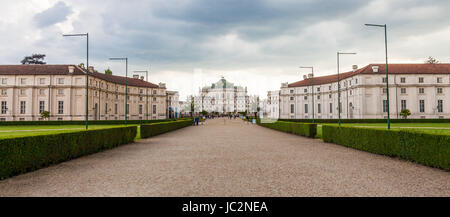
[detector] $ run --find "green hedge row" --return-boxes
[279,118,450,123]
[0,126,137,179]
[258,120,317,138]
[141,119,193,139]
[322,125,450,170]
[0,118,189,126]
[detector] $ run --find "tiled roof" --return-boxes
[288,63,450,87]
[0,64,160,88]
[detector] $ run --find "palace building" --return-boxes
[278,63,450,119]
[193,77,259,114]
[0,64,171,121]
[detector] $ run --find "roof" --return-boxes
[0,64,160,88]
[288,63,450,87]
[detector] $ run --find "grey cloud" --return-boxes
[34,1,73,27]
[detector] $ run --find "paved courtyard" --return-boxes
[0,118,449,196]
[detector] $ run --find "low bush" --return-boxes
[0,126,137,179]
[140,119,193,139]
[258,121,317,138]
[279,118,450,123]
[322,125,450,170]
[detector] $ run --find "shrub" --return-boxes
[258,121,317,138]
[278,118,450,123]
[322,125,450,170]
[0,126,137,179]
[140,119,193,139]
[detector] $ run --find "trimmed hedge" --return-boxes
[0,118,189,126]
[258,120,317,138]
[322,125,450,170]
[141,119,193,139]
[279,118,450,124]
[0,126,137,179]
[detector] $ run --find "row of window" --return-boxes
[1,101,63,114]
[1,78,66,85]
[383,77,445,84]
[381,87,444,94]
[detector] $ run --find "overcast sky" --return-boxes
[1,0,450,100]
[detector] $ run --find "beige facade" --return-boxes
[0,65,168,121]
[279,64,450,120]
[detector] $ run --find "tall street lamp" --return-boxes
[337,52,357,126]
[109,57,128,126]
[133,70,149,121]
[299,66,314,123]
[63,33,89,130]
[365,23,390,130]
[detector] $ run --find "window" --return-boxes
[437,88,443,94]
[1,101,7,114]
[58,89,64,95]
[115,94,118,100]
[355,79,358,84]
[329,103,333,114]
[400,77,406,83]
[339,102,342,113]
[437,77,443,83]
[419,100,425,113]
[20,89,26,95]
[304,89,307,93]
[382,77,386,83]
[419,88,424,94]
[40,78,46,84]
[20,78,26,84]
[290,89,294,94]
[39,101,45,113]
[1,89,6,95]
[304,104,308,113]
[20,101,26,114]
[329,94,332,99]
[58,101,64,114]
[153,90,157,95]
[401,100,407,111]
[1,78,6,84]
[105,103,108,114]
[350,90,352,95]
[114,104,118,114]
[329,86,331,90]
[382,88,387,94]
[419,77,424,83]
[401,88,406,94]
[317,87,320,92]
[318,103,321,113]
[290,104,294,113]
[383,100,388,113]
[139,105,143,114]
[290,96,294,101]
[58,78,64,84]
[317,95,320,100]
[304,96,307,100]
[153,105,157,114]
[126,104,129,114]
[140,96,143,101]
[153,97,156,102]
[140,89,143,94]
[39,89,45,95]
[438,100,443,113]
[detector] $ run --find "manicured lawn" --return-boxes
[0,125,141,140]
[316,123,450,139]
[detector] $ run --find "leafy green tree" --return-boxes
[105,68,112,75]
[425,56,439,64]
[400,109,411,119]
[40,111,50,120]
[78,63,85,69]
[21,54,46,64]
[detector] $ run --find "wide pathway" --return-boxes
[0,118,449,196]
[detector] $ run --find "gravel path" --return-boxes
[0,118,449,197]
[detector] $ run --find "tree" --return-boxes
[21,54,46,64]
[200,110,208,116]
[400,109,411,119]
[78,63,85,69]
[425,56,439,64]
[40,111,50,120]
[105,68,112,75]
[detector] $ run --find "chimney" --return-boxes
[159,82,166,88]
[140,76,144,81]
[88,66,94,73]
[68,65,75,73]
[133,74,139,79]
[352,65,358,72]
[372,65,379,73]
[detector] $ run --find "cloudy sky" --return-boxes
[1,0,450,99]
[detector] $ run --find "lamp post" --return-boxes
[109,57,128,126]
[300,66,314,123]
[365,23,390,130]
[337,52,357,126]
[133,70,149,121]
[63,33,89,130]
